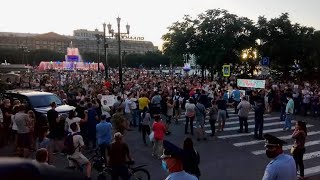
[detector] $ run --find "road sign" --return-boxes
[261,57,269,66]
[222,65,230,77]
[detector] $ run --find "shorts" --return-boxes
[217,110,227,123]
[68,153,89,166]
[17,133,31,149]
[195,117,205,128]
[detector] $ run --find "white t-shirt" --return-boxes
[11,115,18,131]
[71,134,84,157]
[65,117,81,133]
[124,98,132,113]
[130,98,138,110]
[185,103,196,115]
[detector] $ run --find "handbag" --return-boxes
[149,131,154,142]
[290,146,296,154]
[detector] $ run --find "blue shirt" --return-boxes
[262,153,297,180]
[232,90,241,102]
[88,108,98,127]
[286,99,294,114]
[37,137,50,150]
[223,92,229,101]
[96,120,112,145]
[165,171,198,180]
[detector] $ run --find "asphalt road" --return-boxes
[1,109,320,180]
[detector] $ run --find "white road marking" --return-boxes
[234,131,320,147]
[214,125,313,139]
[252,139,320,155]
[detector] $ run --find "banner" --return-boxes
[237,79,265,89]
[101,95,116,107]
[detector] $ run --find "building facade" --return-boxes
[0,30,158,56]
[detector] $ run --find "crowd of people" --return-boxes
[0,68,314,179]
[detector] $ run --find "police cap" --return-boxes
[264,134,287,147]
[160,140,184,159]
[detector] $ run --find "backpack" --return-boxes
[174,96,180,108]
[63,133,80,155]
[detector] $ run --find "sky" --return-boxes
[1,0,319,49]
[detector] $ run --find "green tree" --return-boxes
[162,15,196,66]
[29,49,64,65]
[0,48,20,64]
[194,9,257,79]
[257,13,318,79]
[124,51,169,68]
[162,9,258,80]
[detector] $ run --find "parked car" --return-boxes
[4,89,75,128]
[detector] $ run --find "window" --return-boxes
[29,94,63,108]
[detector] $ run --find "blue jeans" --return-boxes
[131,109,139,127]
[254,118,263,138]
[284,114,293,130]
[280,106,286,121]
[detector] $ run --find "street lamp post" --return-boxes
[103,23,109,80]
[95,35,101,73]
[19,46,28,65]
[106,17,130,92]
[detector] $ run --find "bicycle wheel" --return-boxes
[131,168,150,180]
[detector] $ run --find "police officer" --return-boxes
[160,140,198,180]
[262,134,297,180]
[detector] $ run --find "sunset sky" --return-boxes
[1,0,319,48]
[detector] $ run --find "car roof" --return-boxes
[6,89,54,97]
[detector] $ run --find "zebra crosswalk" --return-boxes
[177,108,320,177]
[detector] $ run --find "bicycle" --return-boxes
[67,148,150,180]
[97,161,150,180]
[65,147,105,173]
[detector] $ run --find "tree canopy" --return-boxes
[162,9,320,80]
[0,48,169,68]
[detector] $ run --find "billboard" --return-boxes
[237,79,265,89]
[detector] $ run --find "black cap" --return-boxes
[160,140,184,159]
[264,134,287,147]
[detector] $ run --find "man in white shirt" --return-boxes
[130,95,139,127]
[124,93,133,127]
[68,122,91,180]
[65,110,87,133]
